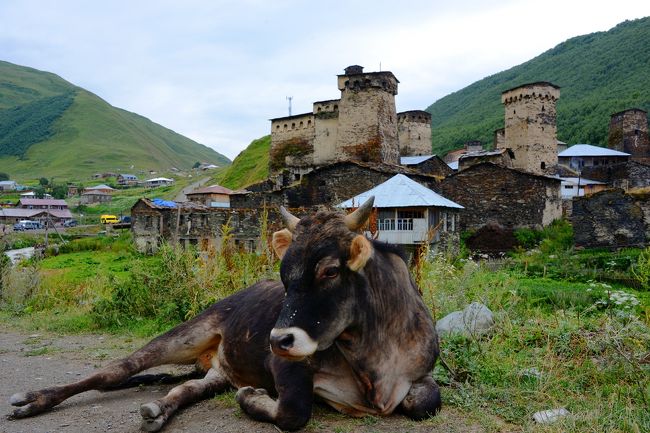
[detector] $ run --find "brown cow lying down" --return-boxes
[9,197,441,431]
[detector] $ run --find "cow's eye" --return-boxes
[321,266,339,279]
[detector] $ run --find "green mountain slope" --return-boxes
[426,17,650,155]
[213,135,270,189]
[0,60,230,181]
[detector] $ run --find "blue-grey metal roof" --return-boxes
[558,144,630,157]
[400,155,434,165]
[447,161,459,170]
[338,174,463,209]
[559,177,606,186]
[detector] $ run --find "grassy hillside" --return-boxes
[0,61,230,181]
[426,17,650,155]
[213,135,270,189]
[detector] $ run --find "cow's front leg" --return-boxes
[399,375,441,420]
[140,367,230,432]
[236,358,313,431]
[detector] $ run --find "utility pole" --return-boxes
[286,96,293,117]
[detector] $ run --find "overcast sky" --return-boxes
[1,1,649,160]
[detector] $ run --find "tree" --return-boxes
[39,177,49,186]
[33,186,46,199]
[192,161,201,169]
[0,172,9,181]
[51,184,67,199]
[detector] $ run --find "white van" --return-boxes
[13,220,43,231]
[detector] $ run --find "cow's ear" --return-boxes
[347,235,374,271]
[272,229,293,259]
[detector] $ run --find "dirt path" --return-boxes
[0,330,494,433]
[174,177,210,202]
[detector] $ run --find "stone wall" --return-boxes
[440,163,562,231]
[406,157,453,177]
[581,160,650,189]
[500,82,560,175]
[572,189,649,248]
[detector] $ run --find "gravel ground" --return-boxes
[0,330,503,433]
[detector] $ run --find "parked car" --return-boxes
[100,214,120,224]
[63,219,78,228]
[119,215,131,224]
[13,220,43,231]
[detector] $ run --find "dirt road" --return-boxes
[0,330,492,433]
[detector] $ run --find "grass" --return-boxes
[214,135,270,189]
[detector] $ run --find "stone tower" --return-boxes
[500,82,560,175]
[335,65,400,164]
[397,110,432,156]
[608,108,650,164]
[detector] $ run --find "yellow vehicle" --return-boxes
[100,214,120,224]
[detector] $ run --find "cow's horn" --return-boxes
[344,196,375,231]
[280,206,300,232]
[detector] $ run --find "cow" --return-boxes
[8,197,441,431]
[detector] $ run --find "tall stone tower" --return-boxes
[335,65,400,164]
[608,108,650,164]
[397,110,432,156]
[500,82,560,175]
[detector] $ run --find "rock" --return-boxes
[533,408,570,424]
[435,302,494,338]
[520,367,542,379]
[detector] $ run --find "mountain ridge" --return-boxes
[0,60,230,181]
[426,17,650,155]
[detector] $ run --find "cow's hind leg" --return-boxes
[140,367,230,432]
[9,318,221,419]
[399,375,441,420]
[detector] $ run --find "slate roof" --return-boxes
[558,144,630,157]
[400,155,434,165]
[338,174,463,209]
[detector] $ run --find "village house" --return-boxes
[117,174,138,186]
[559,177,607,199]
[185,185,233,208]
[558,144,630,170]
[0,198,73,225]
[84,184,116,194]
[80,191,112,205]
[0,180,17,191]
[399,155,453,177]
[130,198,264,253]
[338,174,463,253]
[142,177,174,188]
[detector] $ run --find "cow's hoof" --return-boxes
[8,392,42,418]
[140,402,165,432]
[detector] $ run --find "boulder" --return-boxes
[435,302,494,338]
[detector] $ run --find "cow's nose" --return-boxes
[270,333,294,351]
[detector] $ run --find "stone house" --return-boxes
[440,162,562,232]
[400,155,453,177]
[130,198,265,254]
[80,191,112,205]
[580,160,650,190]
[0,180,17,191]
